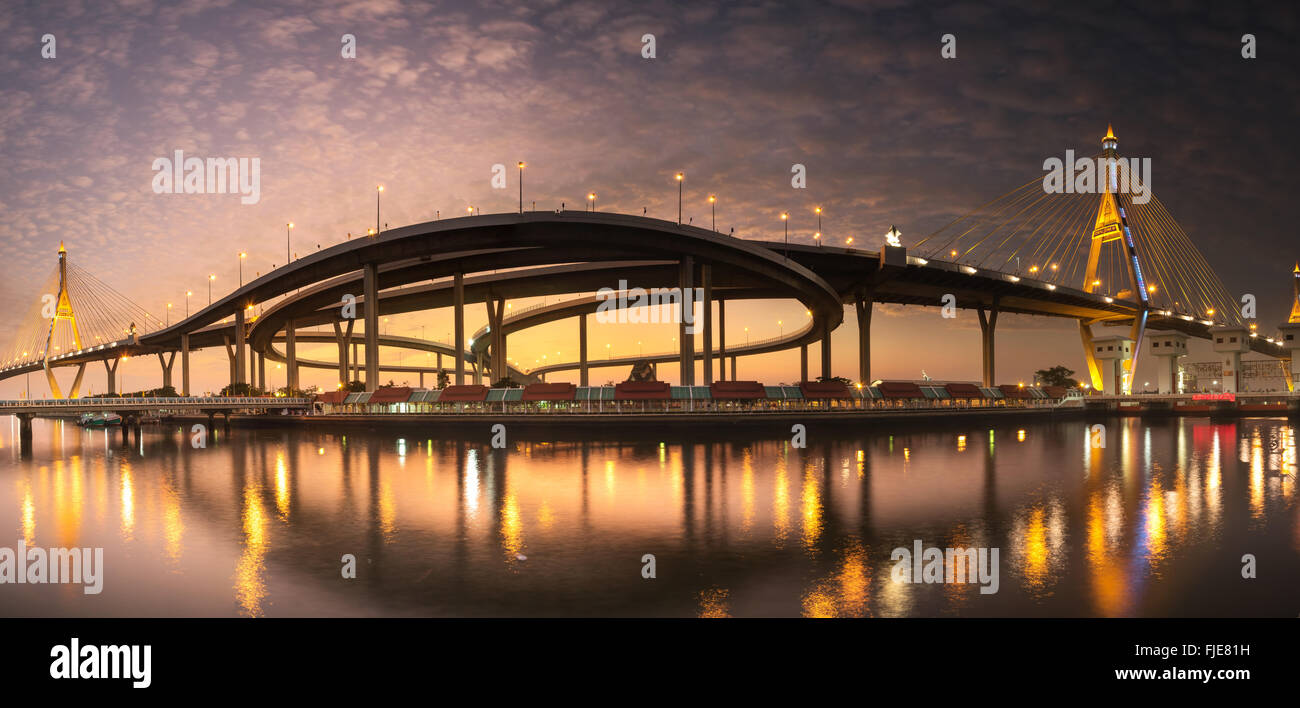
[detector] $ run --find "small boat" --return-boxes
[78,413,123,428]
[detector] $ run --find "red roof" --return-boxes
[369,386,414,403]
[1042,385,1068,398]
[944,382,986,399]
[522,382,576,401]
[439,384,489,402]
[709,381,766,400]
[998,384,1032,399]
[799,380,852,399]
[314,391,347,404]
[615,381,671,400]
[876,381,924,399]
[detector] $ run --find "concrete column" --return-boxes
[718,299,727,381]
[855,293,872,384]
[579,314,588,386]
[454,272,465,385]
[333,320,353,386]
[234,307,247,385]
[257,352,266,392]
[800,345,808,383]
[158,351,175,390]
[223,336,236,387]
[678,256,694,385]
[352,341,359,383]
[702,264,712,385]
[285,319,298,392]
[820,320,831,380]
[977,299,999,387]
[181,333,190,396]
[363,263,379,392]
[104,358,119,395]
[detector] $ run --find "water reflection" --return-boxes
[0,416,1297,617]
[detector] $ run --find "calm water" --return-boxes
[1,415,1297,617]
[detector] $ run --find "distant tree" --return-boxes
[1035,365,1080,388]
[220,382,258,396]
[491,376,520,388]
[816,375,853,386]
[436,371,450,389]
[343,380,366,392]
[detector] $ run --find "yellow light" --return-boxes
[588,193,596,200]
[1050,263,1058,271]
[377,185,384,192]
[780,212,788,220]
[950,249,958,258]
[1206,308,1215,315]
[239,252,247,258]
[1029,266,1039,273]
[675,172,684,181]
[708,195,716,203]
[288,222,294,229]
[517,161,525,168]
[814,206,821,214]
[814,231,821,240]
[1148,285,1157,293]
[845,237,853,245]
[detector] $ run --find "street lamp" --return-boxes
[815,206,822,235]
[376,185,383,234]
[238,252,247,286]
[588,192,596,212]
[186,290,192,318]
[208,274,215,305]
[708,194,716,231]
[286,222,294,265]
[517,162,525,213]
[780,212,789,257]
[675,172,684,223]
[166,302,172,327]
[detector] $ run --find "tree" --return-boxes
[436,371,450,389]
[1034,365,1080,388]
[343,380,366,392]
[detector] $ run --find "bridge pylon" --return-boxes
[1080,125,1150,394]
[43,242,88,399]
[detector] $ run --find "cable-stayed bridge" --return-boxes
[1,127,1297,400]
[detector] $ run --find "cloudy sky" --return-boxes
[0,0,1296,394]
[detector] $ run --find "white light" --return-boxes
[1008,275,1020,282]
[963,266,977,275]
[1103,296,1114,303]
[1046,284,1056,290]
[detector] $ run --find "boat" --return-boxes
[78,413,123,428]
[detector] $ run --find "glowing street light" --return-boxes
[376,185,383,233]
[186,290,192,318]
[780,211,789,257]
[238,252,247,286]
[588,192,597,211]
[708,194,716,231]
[208,274,215,305]
[286,222,294,265]
[675,172,684,224]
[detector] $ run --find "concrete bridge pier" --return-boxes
[800,345,808,382]
[158,351,176,390]
[702,265,713,385]
[256,352,266,392]
[977,297,1000,387]
[180,333,190,396]
[104,357,120,395]
[820,321,832,380]
[234,307,247,386]
[578,314,588,386]
[454,271,465,385]
[718,299,726,381]
[363,262,379,392]
[332,320,354,387]
[284,320,298,392]
[730,355,736,380]
[222,335,236,389]
[678,256,694,386]
[17,414,32,457]
[855,292,872,384]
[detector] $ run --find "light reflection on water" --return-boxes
[0,416,1297,617]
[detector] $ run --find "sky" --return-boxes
[0,0,1297,395]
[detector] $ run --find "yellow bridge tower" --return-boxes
[43,242,88,399]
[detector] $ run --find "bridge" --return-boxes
[2,127,1298,402]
